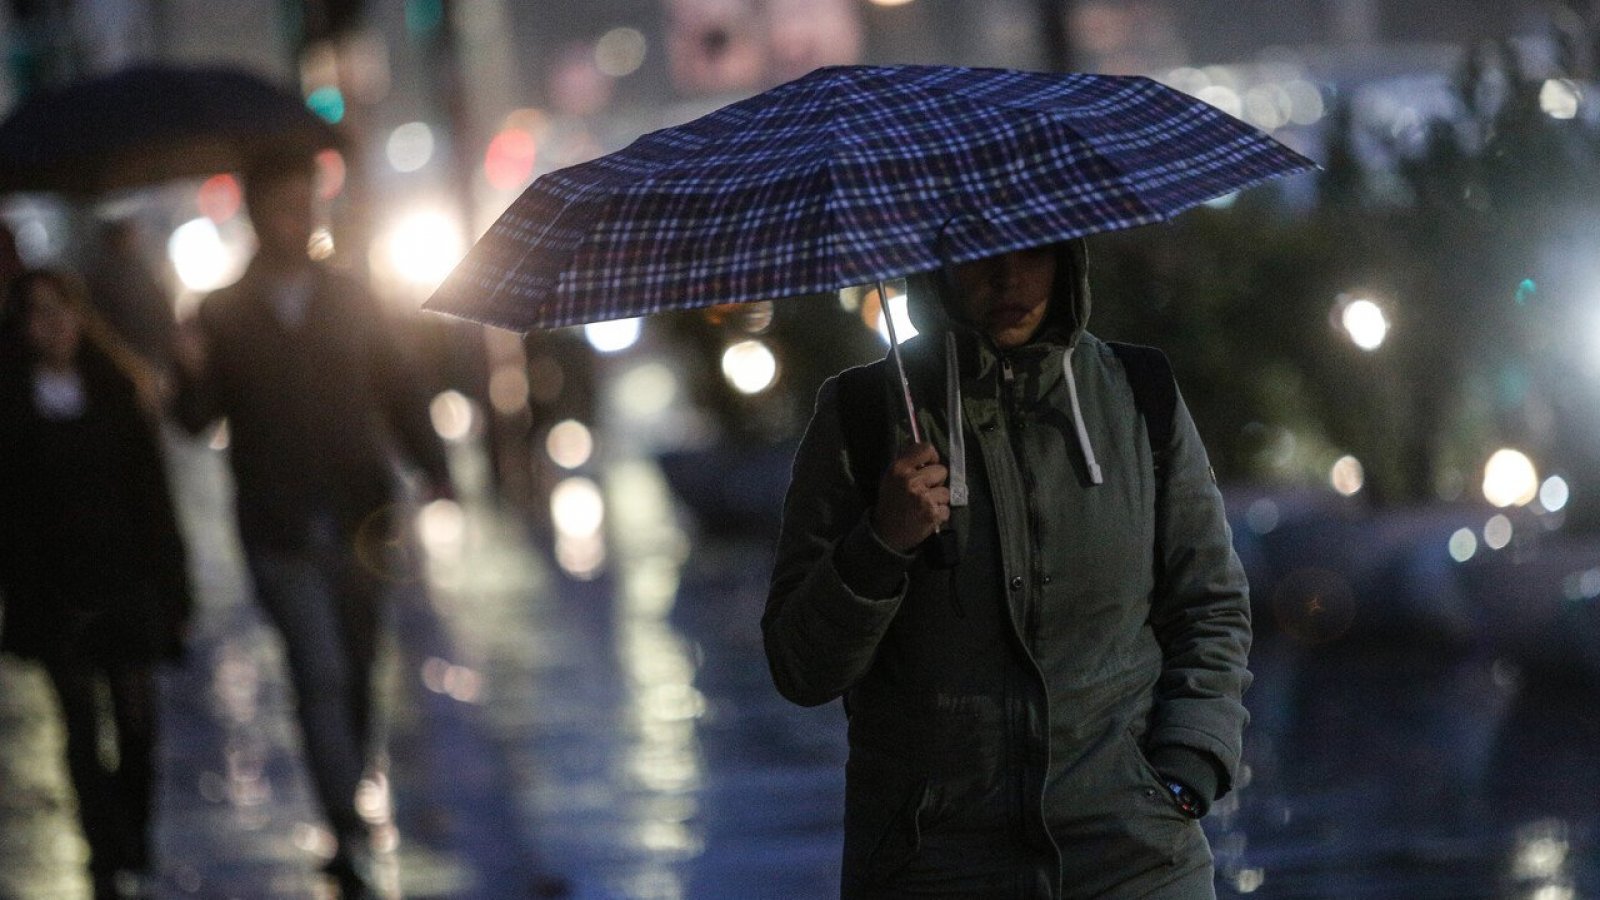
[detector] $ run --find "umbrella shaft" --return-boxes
[878,280,922,445]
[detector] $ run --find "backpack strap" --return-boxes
[1107,341,1178,477]
[835,363,892,506]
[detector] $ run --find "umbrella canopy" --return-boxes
[0,64,339,196]
[427,64,1317,333]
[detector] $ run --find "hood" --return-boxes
[904,238,1091,352]
[894,238,1106,494]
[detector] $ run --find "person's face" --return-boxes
[948,246,1056,350]
[26,280,81,368]
[247,170,316,263]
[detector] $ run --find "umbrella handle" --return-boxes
[878,280,959,570]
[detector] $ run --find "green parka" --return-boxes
[763,242,1252,898]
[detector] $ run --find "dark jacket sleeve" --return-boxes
[362,289,450,488]
[763,376,915,707]
[1147,385,1253,799]
[170,301,223,435]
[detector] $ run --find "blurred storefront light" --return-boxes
[1539,476,1570,513]
[1339,297,1388,351]
[484,127,537,191]
[198,174,242,223]
[1483,448,1538,508]
[168,217,244,292]
[1330,455,1364,496]
[546,419,594,470]
[377,207,466,294]
[867,0,916,6]
[386,122,436,173]
[720,340,778,394]
[306,86,345,124]
[1447,528,1477,563]
[315,150,346,201]
[585,318,642,353]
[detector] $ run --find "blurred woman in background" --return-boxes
[0,269,191,900]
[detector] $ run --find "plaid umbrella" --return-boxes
[426,64,1316,332]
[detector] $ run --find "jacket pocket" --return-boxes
[1119,727,1191,863]
[865,777,933,885]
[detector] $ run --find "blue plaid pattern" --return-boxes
[426,65,1317,332]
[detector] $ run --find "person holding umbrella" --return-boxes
[764,237,1250,897]
[172,151,453,898]
[421,63,1310,899]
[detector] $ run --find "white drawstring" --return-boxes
[1063,346,1104,485]
[944,333,969,507]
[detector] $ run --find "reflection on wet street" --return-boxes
[2,420,1598,898]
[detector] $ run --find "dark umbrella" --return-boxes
[426,64,1316,333]
[0,64,338,195]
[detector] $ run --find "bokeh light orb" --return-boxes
[1540,78,1581,120]
[1447,528,1477,563]
[1539,476,1570,513]
[595,27,647,77]
[386,122,436,173]
[1483,448,1538,508]
[546,419,594,470]
[721,340,778,394]
[429,390,475,442]
[1483,513,1514,550]
[168,217,242,292]
[380,208,466,292]
[1330,455,1364,496]
[1341,298,1388,351]
[551,476,605,539]
[584,318,642,353]
[484,127,537,191]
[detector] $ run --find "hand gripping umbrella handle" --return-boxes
[878,281,959,570]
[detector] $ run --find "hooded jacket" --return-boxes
[763,241,1252,898]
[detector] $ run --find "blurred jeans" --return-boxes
[243,513,386,842]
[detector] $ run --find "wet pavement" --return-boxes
[3,424,1600,898]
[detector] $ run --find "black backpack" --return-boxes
[835,341,1177,503]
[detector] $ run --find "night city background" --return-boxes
[2,0,1599,897]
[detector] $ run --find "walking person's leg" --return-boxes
[335,543,390,757]
[44,657,125,896]
[105,660,157,881]
[244,546,371,845]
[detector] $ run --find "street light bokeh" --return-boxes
[1483,448,1539,508]
[1340,297,1389,351]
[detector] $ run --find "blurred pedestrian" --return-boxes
[0,269,193,900]
[764,241,1252,897]
[171,151,452,898]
